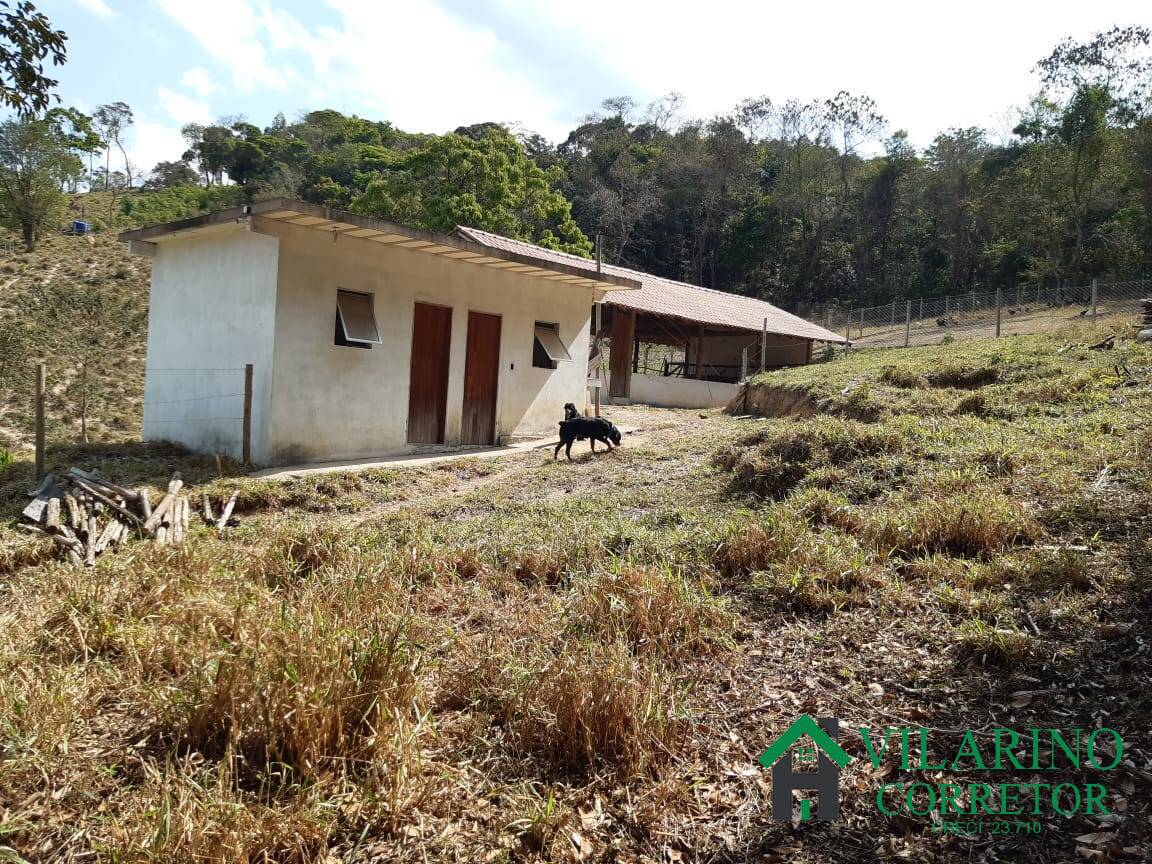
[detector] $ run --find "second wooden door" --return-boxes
[407,303,452,444]
[461,311,501,445]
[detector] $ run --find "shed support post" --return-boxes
[695,326,705,379]
[608,309,635,399]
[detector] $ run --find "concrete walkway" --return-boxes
[250,436,560,480]
[249,426,637,480]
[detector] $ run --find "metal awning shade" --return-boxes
[337,289,381,344]
[534,325,571,362]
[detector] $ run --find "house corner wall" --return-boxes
[141,228,279,464]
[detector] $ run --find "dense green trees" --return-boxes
[355,127,592,254]
[129,23,1152,311]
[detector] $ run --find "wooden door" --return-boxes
[461,311,501,445]
[407,303,452,444]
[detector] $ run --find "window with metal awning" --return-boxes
[532,323,571,369]
[336,289,381,347]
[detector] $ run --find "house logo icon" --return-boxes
[758,715,852,822]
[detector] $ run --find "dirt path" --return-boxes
[333,404,722,529]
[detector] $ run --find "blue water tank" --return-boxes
[72,220,90,235]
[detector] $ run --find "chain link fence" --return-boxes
[804,279,1151,350]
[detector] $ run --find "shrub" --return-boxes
[571,565,728,657]
[880,366,925,388]
[863,491,1041,558]
[954,620,1034,665]
[927,364,998,389]
[952,393,987,416]
[714,420,904,499]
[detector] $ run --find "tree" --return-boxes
[354,126,593,255]
[0,112,83,250]
[92,101,133,198]
[144,159,199,189]
[1038,25,1152,122]
[824,91,886,200]
[0,1,65,116]
[181,122,236,186]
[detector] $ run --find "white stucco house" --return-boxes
[120,199,637,467]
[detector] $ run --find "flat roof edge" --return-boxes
[117,198,640,291]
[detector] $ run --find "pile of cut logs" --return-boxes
[19,468,239,567]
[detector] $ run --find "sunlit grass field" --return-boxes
[0,322,1149,862]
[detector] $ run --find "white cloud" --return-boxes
[156,86,213,125]
[181,67,214,98]
[154,0,287,92]
[497,0,1152,146]
[73,0,116,18]
[150,0,1152,150]
[129,121,188,173]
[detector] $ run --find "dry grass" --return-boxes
[1,328,1150,861]
[862,490,1042,558]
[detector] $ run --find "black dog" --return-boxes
[555,402,622,460]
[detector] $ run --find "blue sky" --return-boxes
[43,0,1149,174]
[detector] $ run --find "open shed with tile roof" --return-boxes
[456,226,846,406]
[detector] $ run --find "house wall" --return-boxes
[629,373,738,409]
[258,219,593,465]
[141,226,279,463]
[693,330,811,372]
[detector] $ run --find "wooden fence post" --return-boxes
[34,362,46,478]
[903,300,912,348]
[995,286,1002,338]
[241,363,253,465]
[1090,279,1098,323]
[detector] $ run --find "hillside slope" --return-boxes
[0,323,1148,862]
[0,204,152,453]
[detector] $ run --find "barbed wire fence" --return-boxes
[139,364,253,463]
[28,363,253,476]
[802,279,1151,350]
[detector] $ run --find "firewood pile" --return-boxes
[19,469,240,567]
[1137,299,1152,342]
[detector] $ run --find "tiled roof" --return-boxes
[455,226,846,343]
